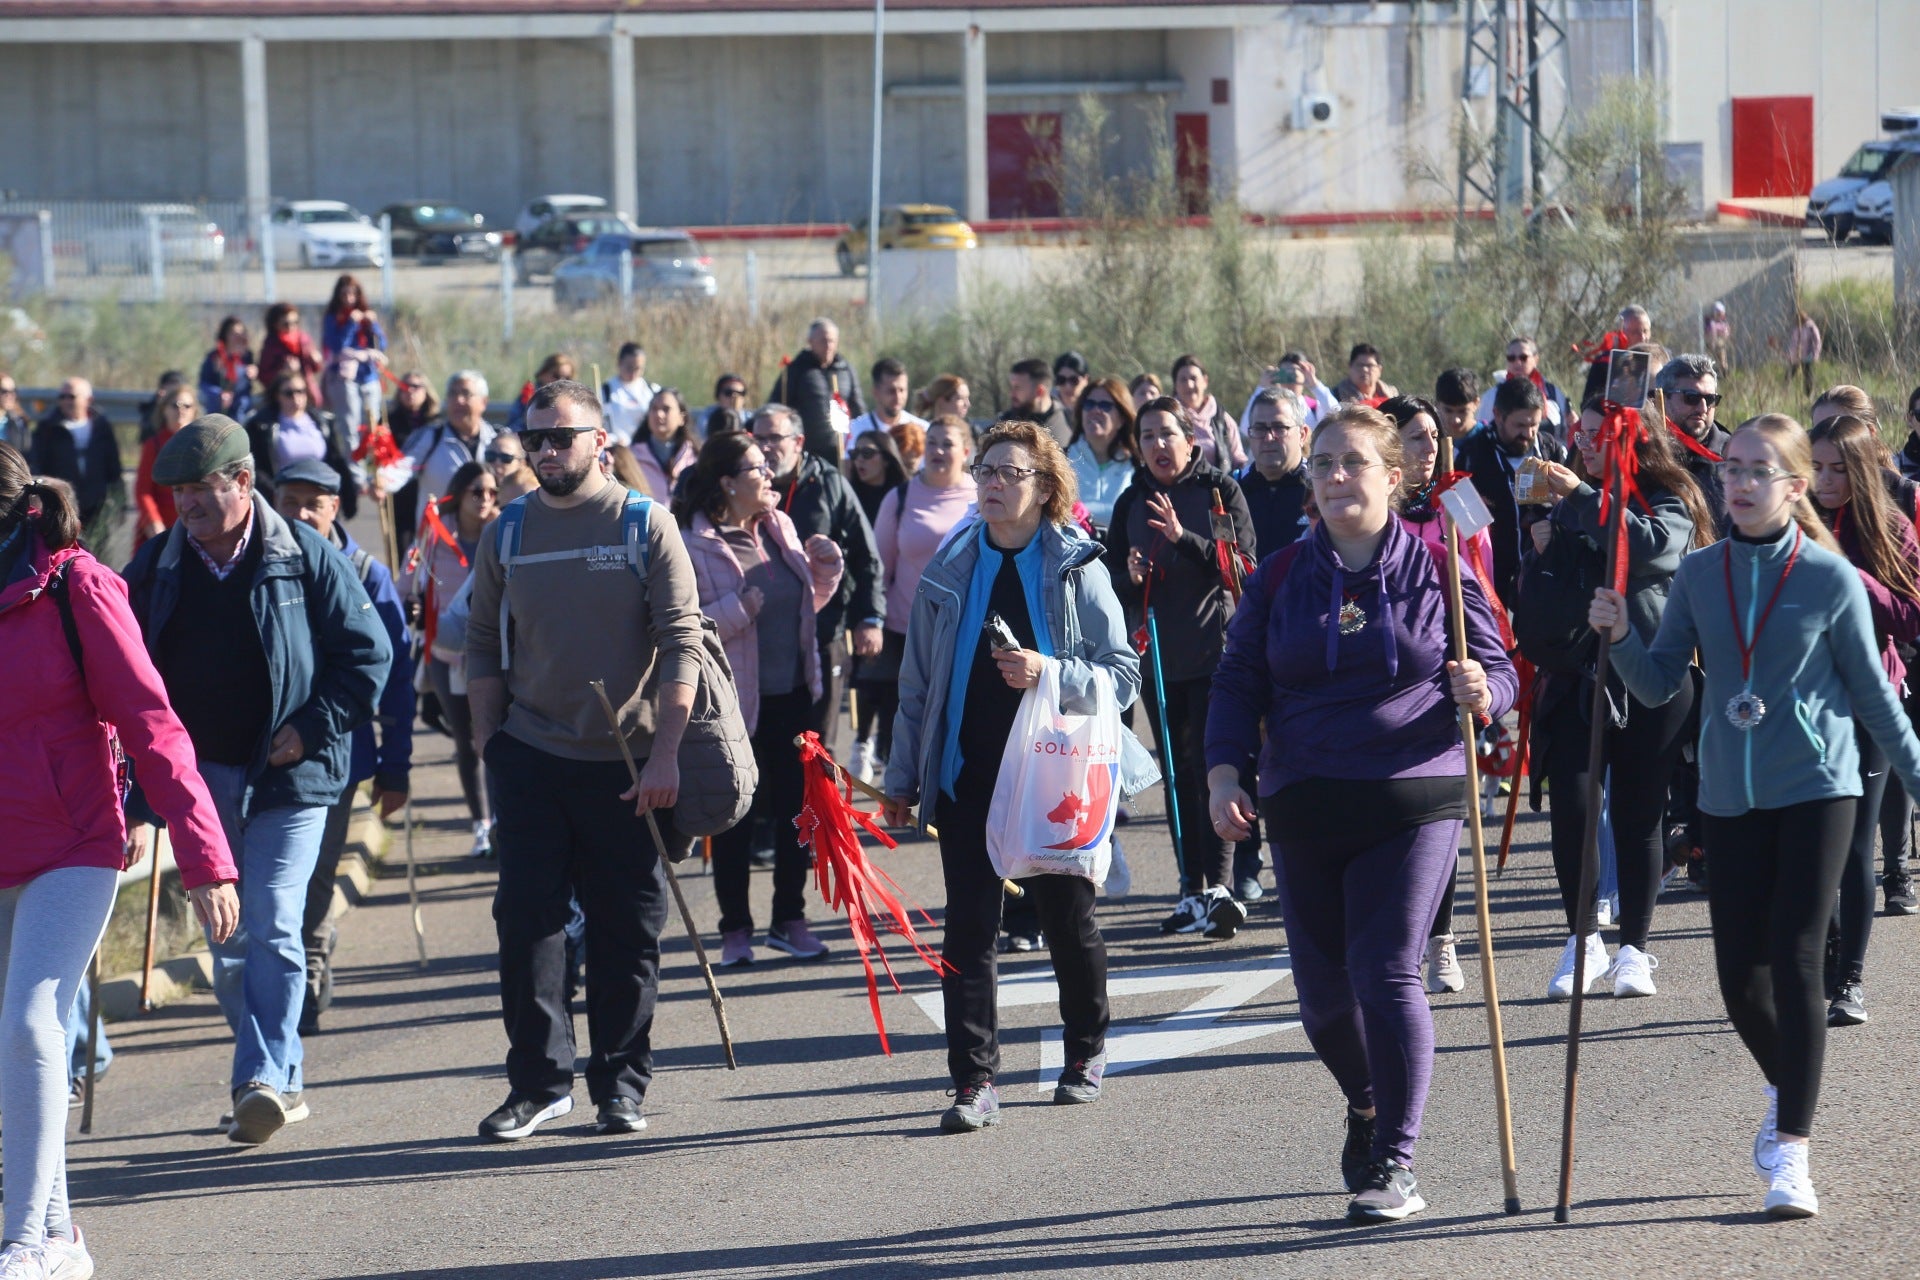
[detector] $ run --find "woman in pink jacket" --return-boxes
[0,443,238,1278]
[631,388,699,502]
[674,431,842,969]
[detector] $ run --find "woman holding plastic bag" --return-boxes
[1205,406,1517,1224]
[882,420,1144,1134]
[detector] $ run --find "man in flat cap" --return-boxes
[122,416,391,1146]
[271,458,414,1034]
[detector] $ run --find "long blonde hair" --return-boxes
[1733,414,1841,554]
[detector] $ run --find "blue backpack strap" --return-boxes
[622,492,652,586]
[495,497,529,669]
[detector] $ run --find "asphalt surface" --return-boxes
[68,721,1920,1278]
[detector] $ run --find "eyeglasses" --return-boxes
[483,451,522,465]
[402,381,428,392]
[1505,352,1532,363]
[752,431,800,447]
[734,463,774,479]
[1714,461,1792,487]
[521,427,596,452]
[467,486,498,501]
[1249,422,1297,439]
[850,448,882,460]
[1081,398,1118,413]
[720,386,747,399]
[1307,453,1385,480]
[969,463,1039,486]
[1054,373,1084,385]
[1677,390,1723,407]
[56,393,78,402]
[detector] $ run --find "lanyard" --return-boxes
[1724,527,1802,684]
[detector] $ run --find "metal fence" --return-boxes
[0,199,257,303]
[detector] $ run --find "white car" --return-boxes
[1853,178,1901,244]
[513,193,607,238]
[267,200,385,269]
[83,203,225,274]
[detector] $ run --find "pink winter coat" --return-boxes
[634,438,697,504]
[682,509,842,734]
[0,534,235,890]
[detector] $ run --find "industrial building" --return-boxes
[0,0,1913,234]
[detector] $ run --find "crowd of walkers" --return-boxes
[6,294,1920,1274]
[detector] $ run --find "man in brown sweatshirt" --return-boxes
[466,378,705,1141]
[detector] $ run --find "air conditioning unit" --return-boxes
[1883,107,1920,137]
[1294,93,1338,132]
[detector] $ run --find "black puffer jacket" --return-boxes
[776,453,883,641]
[770,350,866,465]
[1104,455,1255,683]
[1458,426,1567,606]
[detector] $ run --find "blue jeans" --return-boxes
[199,763,329,1094]
[63,977,111,1083]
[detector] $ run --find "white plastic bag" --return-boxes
[985,663,1123,885]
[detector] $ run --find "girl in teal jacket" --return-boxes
[1591,414,1920,1220]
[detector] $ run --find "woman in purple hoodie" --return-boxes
[1205,405,1516,1224]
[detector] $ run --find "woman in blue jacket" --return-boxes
[1592,414,1920,1220]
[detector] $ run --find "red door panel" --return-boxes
[1175,113,1210,215]
[1731,96,1814,198]
[987,112,1062,219]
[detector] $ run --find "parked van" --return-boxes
[1807,108,1920,243]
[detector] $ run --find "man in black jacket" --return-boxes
[1654,353,1730,509]
[1239,387,1311,555]
[768,318,865,465]
[30,377,125,537]
[1458,375,1567,605]
[753,404,884,733]
[998,357,1071,447]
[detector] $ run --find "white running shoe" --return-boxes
[1753,1084,1780,1182]
[0,1243,45,1280]
[1595,894,1618,930]
[1425,934,1465,994]
[1159,893,1209,935]
[469,819,493,859]
[1546,933,1611,1001]
[848,739,874,785]
[1608,944,1659,997]
[1103,837,1131,899]
[40,1225,92,1280]
[1764,1140,1819,1218]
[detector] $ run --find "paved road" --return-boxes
[69,723,1920,1278]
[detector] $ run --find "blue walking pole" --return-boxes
[1146,608,1186,883]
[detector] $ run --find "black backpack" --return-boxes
[1513,522,1602,674]
[46,560,132,807]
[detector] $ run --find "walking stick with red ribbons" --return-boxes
[1556,389,1660,1222]
[1209,487,1254,603]
[1437,434,1522,1214]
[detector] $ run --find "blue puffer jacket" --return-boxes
[124,493,392,818]
[883,518,1146,833]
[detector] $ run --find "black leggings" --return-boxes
[1876,685,1920,880]
[1701,797,1855,1137]
[1543,676,1695,948]
[428,658,488,825]
[1831,725,1891,984]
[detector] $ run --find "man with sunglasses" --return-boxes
[0,373,27,452]
[29,376,125,540]
[466,380,706,1141]
[1654,353,1730,512]
[1474,337,1571,438]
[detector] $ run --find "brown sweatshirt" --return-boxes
[466,482,704,762]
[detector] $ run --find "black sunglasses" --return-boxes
[483,450,522,465]
[850,447,882,460]
[1676,390,1723,407]
[720,386,747,398]
[521,427,595,452]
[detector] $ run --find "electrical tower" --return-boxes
[1455,0,1574,234]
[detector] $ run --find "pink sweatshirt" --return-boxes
[873,475,978,631]
[0,537,235,889]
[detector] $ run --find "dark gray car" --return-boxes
[551,231,718,309]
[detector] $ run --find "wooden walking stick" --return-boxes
[1555,390,1652,1222]
[140,827,162,1012]
[404,789,427,968]
[1437,434,1522,1215]
[590,680,738,1069]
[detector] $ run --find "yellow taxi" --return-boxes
[836,204,978,275]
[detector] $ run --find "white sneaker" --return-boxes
[40,1226,92,1280]
[469,819,493,858]
[0,1243,46,1280]
[1608,943,1659,997]
[1103,837,1131,899]
[848,739,874,785]
[1595,894,1618,930]
[1546,933,1610,1001]
[1753,1084,1780,1182]
[1425,934,1465,994]
[1159,893,1209,935]
[1764,1140,1819,1218]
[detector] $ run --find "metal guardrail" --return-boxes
[18,386,514,430]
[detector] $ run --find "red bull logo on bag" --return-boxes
[1042,762,1120,851]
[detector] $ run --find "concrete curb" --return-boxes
[97,797,394,1023]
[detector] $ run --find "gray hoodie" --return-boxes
[1610,522,1920,817]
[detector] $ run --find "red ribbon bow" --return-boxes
[792,732,952,1054]
[353,422,403,468]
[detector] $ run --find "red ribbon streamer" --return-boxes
[792,732,953,1055]
[1664,416,1724,464]
[353,422,403,468]
[1595,404,1652,594]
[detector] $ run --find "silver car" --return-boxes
[83,203,226,274]
[551,231,718,309]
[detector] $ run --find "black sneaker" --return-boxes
[1160,894,1208,935]
[940,1080,1001,1133]
[227,1082,290,1145]
[1341,1108,1377,1192]
[595,1097,646,1134]
[1203,891,1247,940]
[478,1093,573,1142]
[1886,875,1918,916]
[1347,1159,1425,1222]
[1828,982,1869,1026]
[1053,1052,1107,1105]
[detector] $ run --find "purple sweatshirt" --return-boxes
[1206,517,1517,794]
